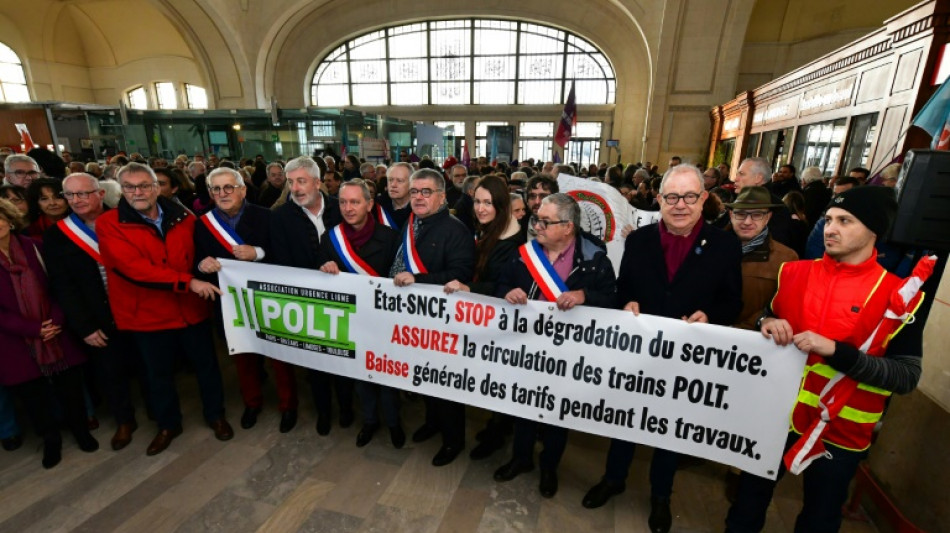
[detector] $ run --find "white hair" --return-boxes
[801,166,824,184]
[208,167,245,186]
[658,164,704,193]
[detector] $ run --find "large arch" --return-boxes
[259,0,652,160]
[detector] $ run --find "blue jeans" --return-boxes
[604,438,679,498]
[0,386,20,439]
[132,321,225,430]
[356,381,400,427]
[725,432,866,533]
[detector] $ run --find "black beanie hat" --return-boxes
[826,186,898,237]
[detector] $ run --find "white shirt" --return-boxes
[301,196,326,238]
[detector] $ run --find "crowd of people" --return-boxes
[0,146,930,533]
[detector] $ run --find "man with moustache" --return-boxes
[390,168,474,466]
[44,173,142,451]
[270,156,351,435]
[258,162,287,208]
[194,167,299,433]
[96,162,232,456]
[318,179,402,448]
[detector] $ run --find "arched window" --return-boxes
[311,20,615,107]
[0,42,30,103]
[127,86,148,110]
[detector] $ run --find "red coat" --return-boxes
[96,196,209,332]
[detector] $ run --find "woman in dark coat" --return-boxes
[0,198,97,468]
[443,175,525,460]
[25,178,69,245]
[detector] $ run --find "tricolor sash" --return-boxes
[329,224,379,276]
[201,209,244,253]
[519,239,568,301]
[376,204,395,228]
[58,213,101,263]
[402,214,428,274]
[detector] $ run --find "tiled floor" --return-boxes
[0,359,881,533]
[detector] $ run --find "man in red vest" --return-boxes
[726,186,923,533]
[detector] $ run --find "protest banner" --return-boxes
[219,260,806,479]
[557,175,661,273]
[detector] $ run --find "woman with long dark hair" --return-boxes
[25,178,69,244]
[444,175,524,460]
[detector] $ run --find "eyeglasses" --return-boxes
[529,216,570,230]
[121,183,156,193]
[409,188,442,198]
[660,192,702,205]
[63,190,99,200]
[730,210,769,221]
[527,192,549,201]
[11,170,40,179]
[209,184,244,196]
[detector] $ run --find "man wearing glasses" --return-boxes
[725,187,798,330]
[520,174,559,241]
[583,165,742,533]
[194,168,298,434]
[3,154,42,188]
[44,173,142,451]
[96,162,233,456]
[493,193,616,498]
[390,168,474,467]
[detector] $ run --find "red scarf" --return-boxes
[0,236,66,376]
[343,214,376,251]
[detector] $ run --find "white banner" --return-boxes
[557,175,661,273]
[219,260,806,479]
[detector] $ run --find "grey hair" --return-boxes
[62,172,101,191]
[359,162,375,174]
[266,162,284,173]
[340,178,372,201]
[742,157,773,184]
[4,154,38,174]
[634,168,651,181]
[187,161,206,174]
[659,164,704,193]
[284,156,322,181]
[117,161,157,183]
[102,164,119,180]
[386,162,413,179]
[541,193,580,235]
[510,171,527,182]
[375,164,387,172]
[451,164,468,176]
[207,167,245,187]
[410,168,445,190]
[510,192,524,204]
[461,176,480,195]
[801,166,824,184]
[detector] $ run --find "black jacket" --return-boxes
[374,194,411,229]
[320,222,400,277]
[469,219,524,296]
[496,231,617,309]
[194,202,272,283]
[43,215,117,338]
[270,192,342,269]
[802,180,831,228]
[396,207,475,284]
[616,222,742,324]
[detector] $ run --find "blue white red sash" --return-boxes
[519,240,568,301]
[329,224,379,276]
[402,214,428,274]
[201,209,244,253]
[376,204,395,228]
[58,213,101,263]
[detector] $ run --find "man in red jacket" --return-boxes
[97,162,233,456]
[726,186,923,532]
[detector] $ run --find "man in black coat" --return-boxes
[194,167,300,434]
[800,166,831,228]
[390,168,475,467]
[269,156,349,435]
[318,179,403,449]
[493,193,616,498]
[44,173,143,451]
[374,162,412,230]
[581,165,742,533]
